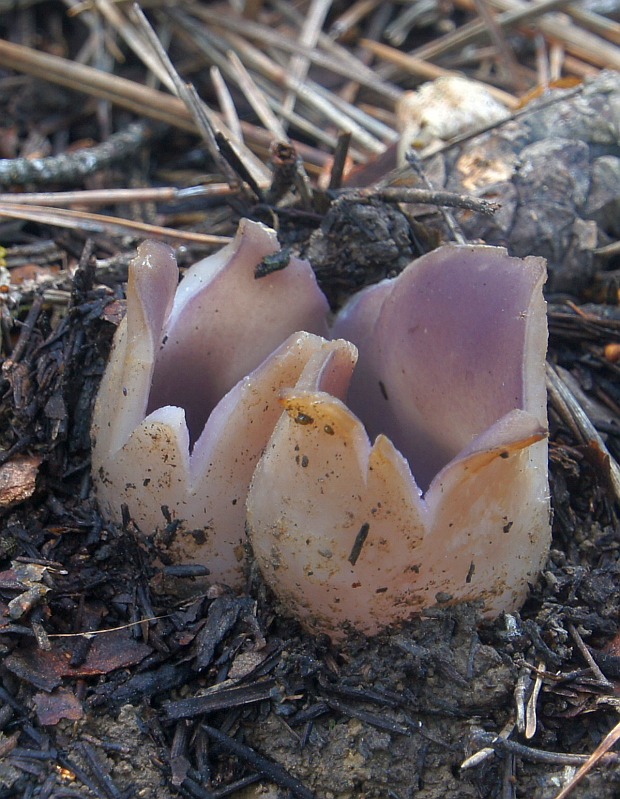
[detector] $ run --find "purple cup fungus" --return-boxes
[91,219,331,588]
[92,219,551,638]
[246,244,550,637]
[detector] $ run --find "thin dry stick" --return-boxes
[0,202,232,244]
[210,65,244,145]
[567,623,613,687]
[552,720,620,799]
[359,39,519,108]
[253,75,360,155]
[565,5,620,44]
[340,187,498,216]
[227,50,288,140]
[281,0,333,123]
[127,3,241,185]
[91,0,177,93]
[312,82,398,142]
[223,31,386,153]
[0,37,196,129]
[185,4,402,102]
[0,184,237,207]
[455,0,620,69]
[549,41,565,81]
[410,0,574,63]
[328,131,352,190]
[471,0,525,91]
[546,363,620,502]
[328,0,381,39]
[0,38,322,174]
[0,122,151,185]
[339,1,394,106]
[467,733,620,767]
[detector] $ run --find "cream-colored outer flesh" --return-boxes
[91,220,331,588]
[247,386,549,638]
[93,332,344,587]
[247,244,551,638]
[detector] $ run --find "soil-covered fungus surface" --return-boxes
[1,4,620,799]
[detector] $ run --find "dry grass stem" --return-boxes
[182,5,402,102]
[359,38,520,108]
[552,720,620,799]
[455,0,620,69]
[471,0,525,90]
[91,0,177,93]
[210,65,244,145]
[410,0,574,64]
[0,202,232,244]
[328,0,381,39]
[220,30,387,154]
[127,4,244,186]
[0,185,237,207]
[280,0,333,123]
[546,363,620,502]
[227,50,288,141]
[566,5,620,44]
